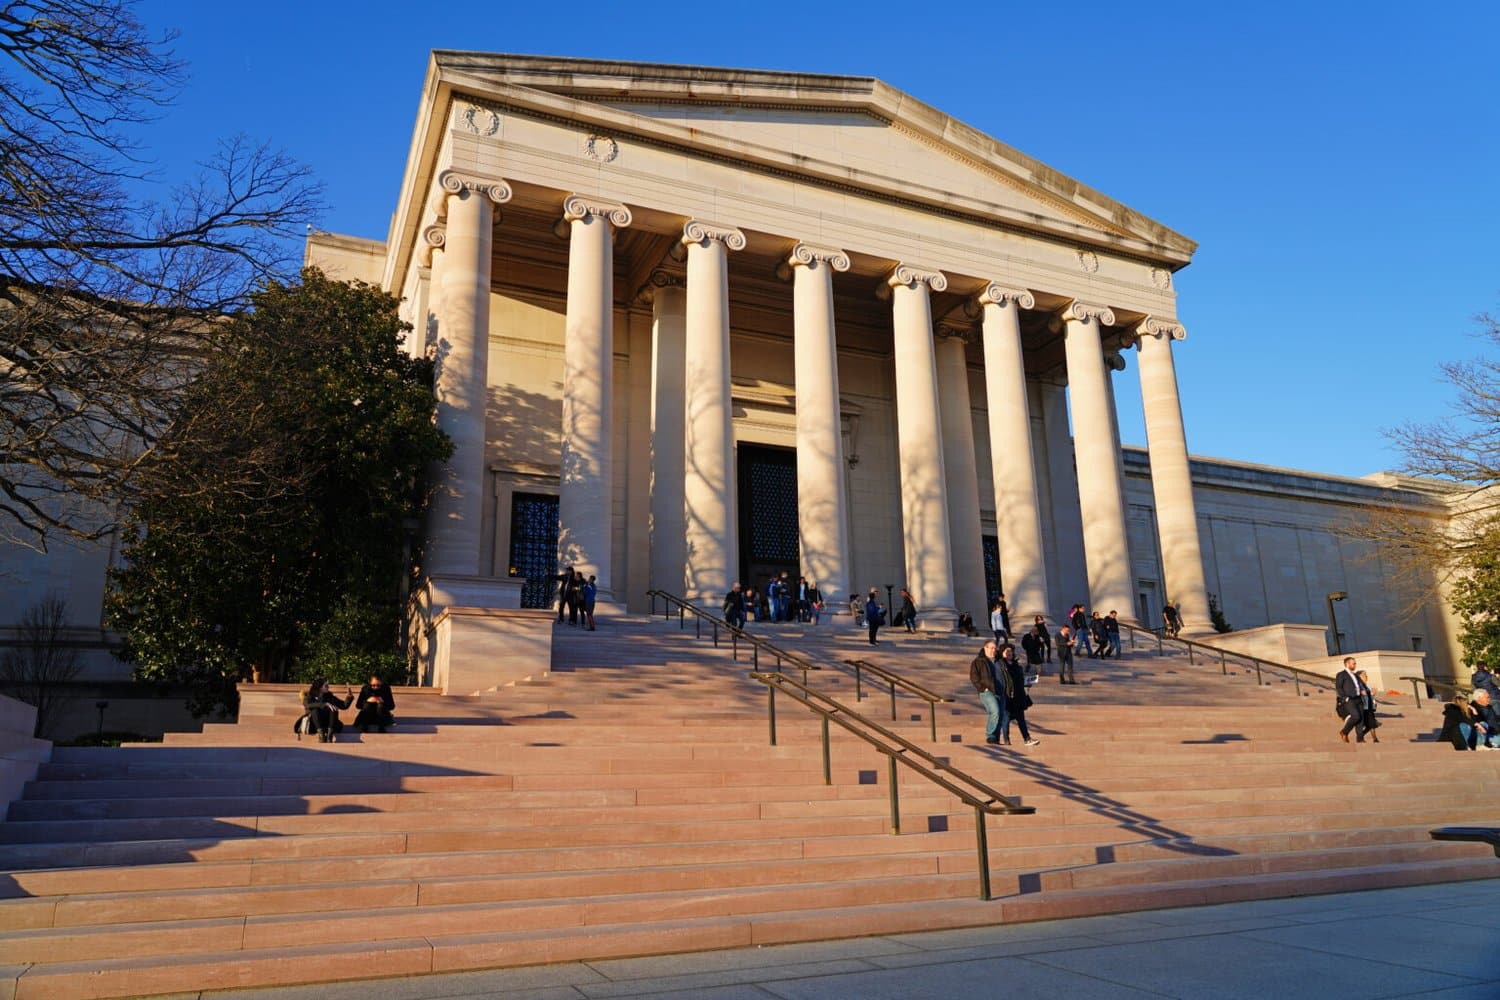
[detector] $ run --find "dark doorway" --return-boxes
[507,492,559,609]
[736,444,800,597]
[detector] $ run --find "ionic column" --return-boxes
[885,263,957,625]
[978,285,1051,621]
[1059,300,1135,619]
[681,220,745,604]
[934,326,987,621]
[1136,318,1210,630]
[645,269,687,598]
[427,170,512,577]
[557,195,632,605]
[789,243,852,606]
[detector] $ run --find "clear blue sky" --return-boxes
[136,0,1499,480]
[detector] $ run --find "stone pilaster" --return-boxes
[978,284,1051,621]
[885,263,958,626]
[789,243,853,608]
[1059,300,1135,620]
[681,221,745,605]
[1135,317,1211,631]
[558,195,632,605]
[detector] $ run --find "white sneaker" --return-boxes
[1024,738,1040,746]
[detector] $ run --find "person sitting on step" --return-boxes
[303,678,352,743]
[354,674,397,734]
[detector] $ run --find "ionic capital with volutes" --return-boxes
[977,283,1035,310]
[436,169,513,208]
[562,194,633,228]
[787,242,851,272]
[636,266,685,304]
[1135,316,1188,342]
[418,223,446,267]
[885,263,948,293]
[935,324,978,346]
[682,220,746,250]
[1059,300,1116,327]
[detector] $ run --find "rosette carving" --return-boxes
[562,194,633,228]
[787,242,850,272]
[682,220,746,251]
[1136,317,1187,342]
[977,283,1035,310]
[1077,249,1100,273]
[1060,300,1117,327]
[885,263,948,293]
[436,169,513,205]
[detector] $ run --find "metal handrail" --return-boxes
[1118,621,1337,698]
[1400,674,1471,709]
[750,668,1033,901]
[645,589,821,682]
[844,658,953,741]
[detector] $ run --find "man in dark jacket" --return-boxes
[968,639,1012,745]
[723,582,746,629]
[1335,656,1370,743]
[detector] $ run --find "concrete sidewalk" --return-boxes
[181,878,1500,1000]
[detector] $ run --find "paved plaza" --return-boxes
[180,879,1500,1000]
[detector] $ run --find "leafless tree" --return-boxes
[0,1,323,551]
[0,594,83,738]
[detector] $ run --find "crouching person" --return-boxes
[303,679,352,743]
[355,674,397,734]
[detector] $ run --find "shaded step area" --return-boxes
[3,614,1496,999]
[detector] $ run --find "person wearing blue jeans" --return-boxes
[968,639,1012,745]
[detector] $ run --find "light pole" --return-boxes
[885,584,894,613]
[1325,591,1348,655]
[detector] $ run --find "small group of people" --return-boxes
[299,675,397,742]
[722,576,825,629]
[555,567,598,630]
[968,637,1040,747]
[1068,604,1123,659]
[1439,661,1500,751]
[1334,656,1381,743]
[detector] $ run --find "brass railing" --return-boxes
[1400,674,1471,709]
[844,658,953,742]
[1118,621,1336,697]
[645,589,821,682]
[751,668,1033,900]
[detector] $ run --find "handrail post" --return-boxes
[1220,650,1227,675]
[1254,661,1262,685]
[753,645,759,670]
[731,632,738,661]
[929,702,938,743]
[1157,632,1163,655]
[821,716,831,785]
[712,622,718,648]
[1130,629,1136,650]
[679,607,684,629]
[1187,644,1194,665]
[1293,671,1301,697]
[974,806,992,901]
[1410,678,1423,709]
[890,680,898,722]
[696,616,701,639]
[887,756,901,835]
[768,686,777,746]
[855,664,863,701]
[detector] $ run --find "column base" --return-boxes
[914,606,959,632]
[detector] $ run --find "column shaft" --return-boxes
[558,197,630,604]
[428,185,497,577]
[1138,324,1211,630]
[681,222,744,604]
[649,277,687,597]
[888,266,957,624]
[935,332,987,620]
[791,246,852,605]
[1039,381,1088,614]
[1061,303,1135,619]
[980,289,1051,620]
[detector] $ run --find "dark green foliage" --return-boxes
[106,270,450,714]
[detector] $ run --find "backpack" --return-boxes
[294,711,318,738]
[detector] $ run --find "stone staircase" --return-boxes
[2,616,1496,998]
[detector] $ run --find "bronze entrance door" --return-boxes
[735,444,800,605]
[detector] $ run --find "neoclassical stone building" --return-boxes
[312,52,1224,638]
[0,52,1464,728]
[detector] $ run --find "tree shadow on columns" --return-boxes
[681,390,732,600]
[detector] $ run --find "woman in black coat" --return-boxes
[999,645,1039,747]
[354,675,397,733]
[303,679,352,743]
